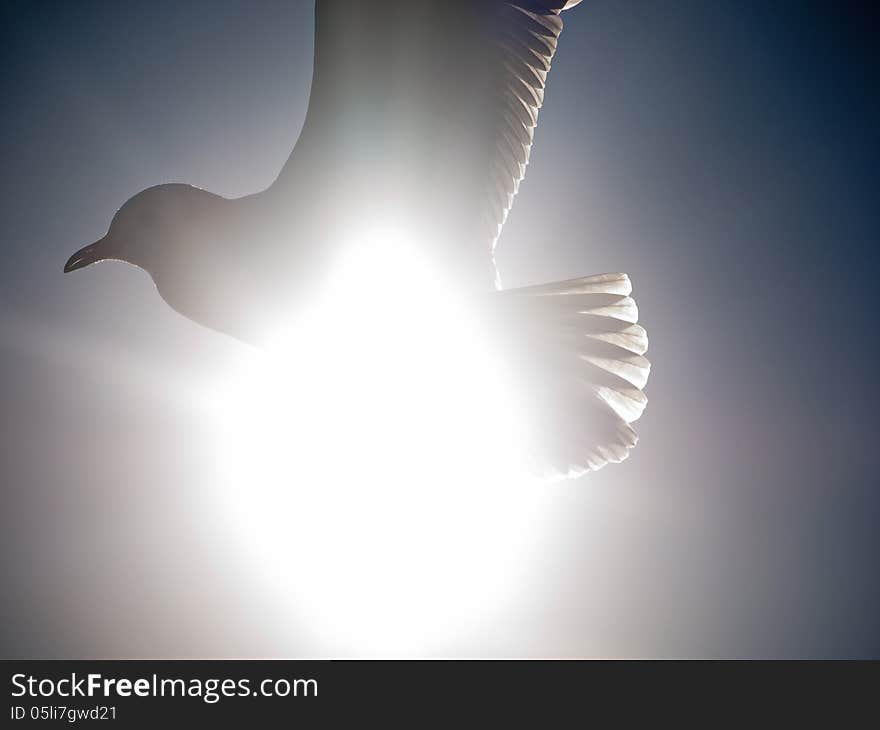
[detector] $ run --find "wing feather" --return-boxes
[485,1,575,253]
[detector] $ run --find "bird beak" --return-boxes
[63,237,106,273]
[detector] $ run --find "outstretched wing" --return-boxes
[479,0,583,254]
[273,0,583,288]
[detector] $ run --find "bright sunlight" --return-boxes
[203,225,552,654]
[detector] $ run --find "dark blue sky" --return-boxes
[1,1,878,657]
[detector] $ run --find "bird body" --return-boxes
[65,0,649,478]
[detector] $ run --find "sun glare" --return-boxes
[204,226,551,654]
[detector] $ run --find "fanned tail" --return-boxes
[495,273,650,480]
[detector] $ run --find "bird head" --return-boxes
[63,184,222,275]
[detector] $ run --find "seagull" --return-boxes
[64,0,649,478]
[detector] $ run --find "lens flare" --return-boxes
[204,228,551,654]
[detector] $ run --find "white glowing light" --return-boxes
[205,225,550,654]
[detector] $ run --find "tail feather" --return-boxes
[496,272,650,480]
[509,271,634,297]
[585,323,649,356]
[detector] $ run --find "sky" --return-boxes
[1,0,878,657]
